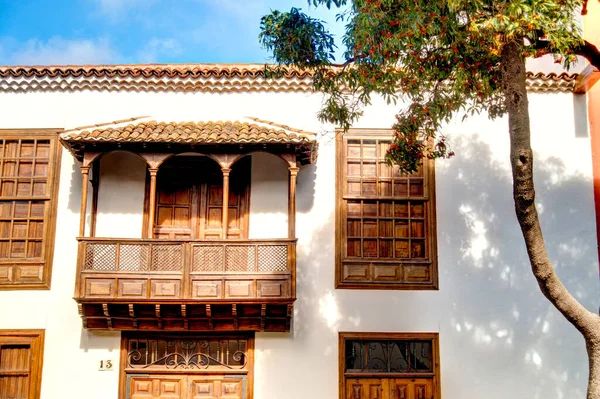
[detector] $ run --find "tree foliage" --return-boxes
[260,0,599,172]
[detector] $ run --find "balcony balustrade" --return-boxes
[75,238,296,332]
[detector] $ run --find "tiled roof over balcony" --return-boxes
[60,117,318,164]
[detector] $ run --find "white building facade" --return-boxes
[0,65,597,399]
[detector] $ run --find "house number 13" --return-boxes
[99,360,113,371]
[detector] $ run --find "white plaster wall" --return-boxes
[0,87,596,399]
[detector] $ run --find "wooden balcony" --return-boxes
[75,238,296,332]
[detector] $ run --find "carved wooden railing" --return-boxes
[75,238,296,302]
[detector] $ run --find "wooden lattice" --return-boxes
[226,246,256,272]
[150,244,183,271]
[192,246,223,272]
[257,245,288,272]
[119,244,150,271]
[84,243,117,271]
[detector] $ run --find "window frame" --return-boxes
[0,130,62,290]
[335,129,438,290]
[0,329,46,399]
[338,332,441,399]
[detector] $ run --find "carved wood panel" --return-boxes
[129,375,186,399]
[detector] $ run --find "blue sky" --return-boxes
[0,0,345,65]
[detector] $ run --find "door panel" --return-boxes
[345,378,434,399]
[389,378,433,399]
[346,378,388,399]
[128,375,186,399]
[127,374,246,399]
[189,375,244,399]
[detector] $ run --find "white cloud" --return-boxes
[0,36,120,65]
[137,38,181,63]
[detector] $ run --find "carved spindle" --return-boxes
[147,168,158,238]
[288,166,299,238]
[79,166,90,237]
[206,304,212,317]
[181,304,187,317]
[102,303,109,317]
[261,304,266,317]
[155,304,161,318]
[128,304,135,317]
[232,304,237,317]
[221,168,231,238]
[77,303,84,316]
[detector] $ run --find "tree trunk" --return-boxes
[501,39,600,399]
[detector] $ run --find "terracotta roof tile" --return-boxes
[0,64,579,93]
[61,120,315,146]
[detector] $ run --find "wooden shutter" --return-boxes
[152,156,250,240]
[0,133,61,289]
[0,330,44,399]
[154,163,198,239]
[336,131,437,289]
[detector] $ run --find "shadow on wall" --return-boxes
[285,134,597,399]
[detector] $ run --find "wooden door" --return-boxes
[127,374,246,399]
[152,157,250,240]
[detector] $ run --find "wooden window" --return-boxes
[336,130,437,289]
[339,332,440,399]
[0,130,61,289]
[120,333,254,399]
[0,330,45,399]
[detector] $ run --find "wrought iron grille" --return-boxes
[345,340,432,373]
[127,338,248,370]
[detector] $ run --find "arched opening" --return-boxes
[94,151,147,238]
[149,154,251,239]
[237,152,290,239]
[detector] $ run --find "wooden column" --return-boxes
[221,168,231,239]
[288,167,299,239]
[147,168,159,238]
[79,166,90,237]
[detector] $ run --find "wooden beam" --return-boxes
[574,64,600,93]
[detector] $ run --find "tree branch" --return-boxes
[574,40,600,70]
